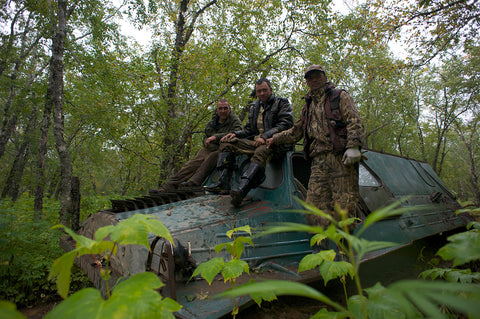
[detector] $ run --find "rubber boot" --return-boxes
[230,162,265,207]
[205,152,236,194]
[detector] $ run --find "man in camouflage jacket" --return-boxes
[153,99,242,193]
[267,65,364,229]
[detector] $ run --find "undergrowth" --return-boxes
[0,195,109,308]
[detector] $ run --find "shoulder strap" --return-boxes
[327,88,343,111]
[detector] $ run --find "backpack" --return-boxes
[303,88,347,157]
[324,88,348,155]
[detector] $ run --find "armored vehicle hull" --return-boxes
[61,150,472,318]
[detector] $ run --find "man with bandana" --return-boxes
[267,65,364,229]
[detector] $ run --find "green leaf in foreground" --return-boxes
[436,229,480,266]
[222,259,249,282]
[0,300,27,319]
[245,279,278,307]
[421,268,480,283]
[218,280,347,313]
[49,215,173,299]
[299,250,337,272]
[387,280,480,319]
[318,260,354,285]
[48,250,77,299]
[311,307,349,318]
[191,257,224,285]
[94,214,173,248]
[350,282,422,319]
[45,272,181,319]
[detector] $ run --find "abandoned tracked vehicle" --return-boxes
[61,149,472,318]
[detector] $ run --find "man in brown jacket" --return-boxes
[152,99,242,193]
[267,65,364,229]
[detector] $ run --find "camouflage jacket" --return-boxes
[273,83,364,158]
[204,112,242,151]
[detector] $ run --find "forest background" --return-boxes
[0,0,479,311]
[1,0,479,220]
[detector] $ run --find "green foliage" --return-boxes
[192,257,225,285]
[191,225,254,317]
[219,280,346,313]
[44,272,180,319]
[383,280,480,319]
[299,250,355,286]
[49,214,174,299]
[94,214,173,247]
[421,268,480,283]
[218,201,480,318]
[192,226,253,284]
[0,300,26,319]
[28,213,181,318]
[0,198,90,308]
[436,226,480,267]
[79,196,112,221]
[419,219,480,286]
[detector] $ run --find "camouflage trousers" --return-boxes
[306,152,359,229]
[219,138,272,167]
[163,147,219,191]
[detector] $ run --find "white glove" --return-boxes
[342,147,361,165]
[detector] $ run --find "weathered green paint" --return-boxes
[64,150,472,319]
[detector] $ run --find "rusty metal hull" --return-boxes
[64,150,472,318]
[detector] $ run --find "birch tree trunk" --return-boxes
[35,0,72,224]
[52,0,72,226]
[1,107,37,201]
[455,121,480,206]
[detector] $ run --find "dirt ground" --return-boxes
[19,302,59,319]
[235,295,329,319]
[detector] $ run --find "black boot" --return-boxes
[205,152,236,194]
[230,162,265,207]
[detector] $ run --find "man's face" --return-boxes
[216,101,231,121]
[305,70,326,91]
[255,81,273,103]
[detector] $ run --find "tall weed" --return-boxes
[219,202,480,318]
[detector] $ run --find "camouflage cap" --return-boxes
[304,65,325,78]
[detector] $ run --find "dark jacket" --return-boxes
[235,93,294,141]
[204,112,242,151]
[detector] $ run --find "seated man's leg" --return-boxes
[205,147,236,194]
[220,138,257,155]
[230,145,271,207]
[205,139,256,194]
[160,148,211,191]
[184,150,220,186]
[250,144,271,167]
